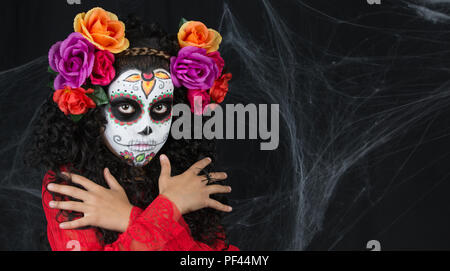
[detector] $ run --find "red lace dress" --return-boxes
[42,170,239,251]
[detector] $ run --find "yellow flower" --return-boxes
[74,7,129,54]
[178,21,222,53]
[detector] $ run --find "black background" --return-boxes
[1,0,450,251]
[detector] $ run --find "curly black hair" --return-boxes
[26,16,229,249]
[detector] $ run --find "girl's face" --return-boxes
[103,68,174,167]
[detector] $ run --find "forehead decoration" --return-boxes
[123,70,171,98]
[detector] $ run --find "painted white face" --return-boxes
[103,68,173,167]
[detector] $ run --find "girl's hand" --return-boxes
[158,155,233,215]
[47,168,133,233]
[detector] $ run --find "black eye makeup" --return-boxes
[150,97,173,121]
[118,104,135,114]
[110,97,142,122]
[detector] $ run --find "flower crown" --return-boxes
[48,7,231,122]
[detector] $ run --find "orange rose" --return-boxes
[178,21,222,53]
[74,7,129,54]
[209,73,232,103]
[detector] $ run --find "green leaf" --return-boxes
[47,66,57,90]
[47,81,55,90]
[179,17,188,29]
[47,66,58,75]
[87,85,109,106]
[70,114,84,122]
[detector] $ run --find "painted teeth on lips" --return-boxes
[128,140,157,152]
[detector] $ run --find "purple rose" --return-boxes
[170,46,219,90]
[48,32,95,90]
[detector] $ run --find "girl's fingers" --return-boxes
[159,154,172,179]
[62,172,101,192]
[103,168,123,191]
[207,184,232,195]
[188,157,212,175]
[49,200,86,213]
[47,183,90,201]
[206,199,233,213]
[59,217,90,230]
[199,172,227,182]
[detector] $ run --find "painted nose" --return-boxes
[138,126,153,136]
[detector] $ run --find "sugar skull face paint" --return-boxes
[103,68,174,167]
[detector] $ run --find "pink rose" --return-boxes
[207,51,224,76]
[187,89,211,115]
[90,50,116,86]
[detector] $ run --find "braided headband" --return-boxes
[47,7,231,121]
[120,47,171,59]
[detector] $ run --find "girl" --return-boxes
[27,7,238,251]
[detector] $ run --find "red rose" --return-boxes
[209,73,232,103]
[53,86,96,115]
[90,50,116,86]
[207,51,225,76]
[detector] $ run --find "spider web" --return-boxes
[1,0,450,250]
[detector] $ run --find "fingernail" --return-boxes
[59,223,66,229]
[228,206,233,212]
[206,157,212,162]
[160,154,166,161]
[47,184,55,190]
[105,168,110,174]
[228,186,232,192]
[49,201,56,208]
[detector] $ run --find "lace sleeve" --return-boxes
[42,170,239,251]
[108,194,240,251]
